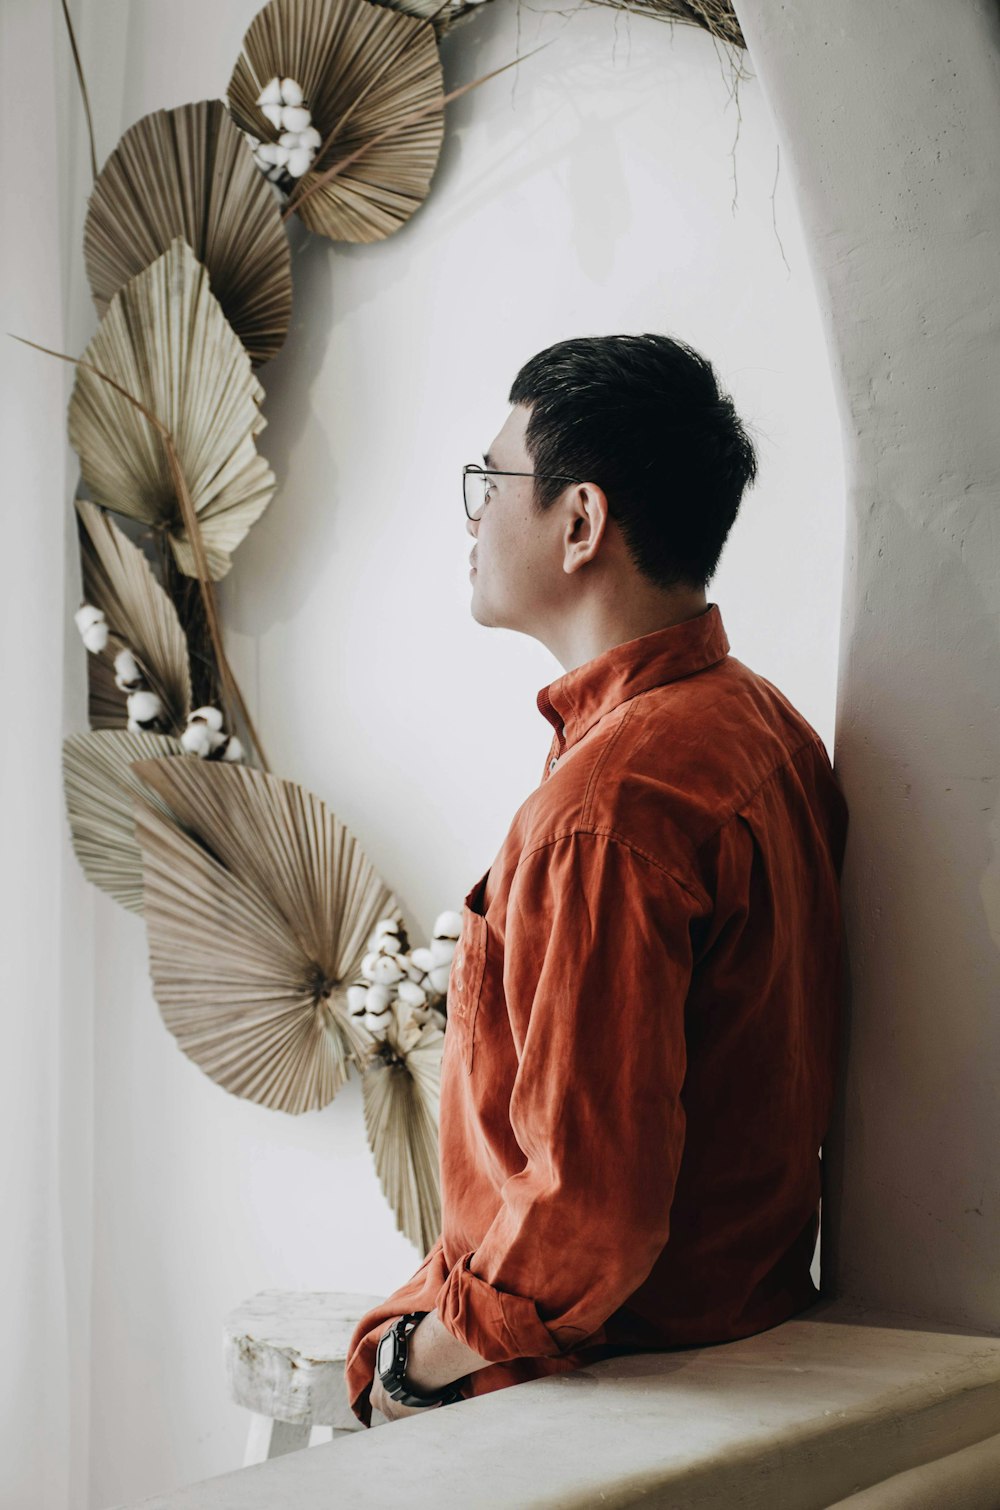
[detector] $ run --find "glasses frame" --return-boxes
[462,463,586,521]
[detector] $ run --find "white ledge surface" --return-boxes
[117,1299,1000,1509]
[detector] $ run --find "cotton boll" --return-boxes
[256,76,283,106]
[346,983,369,1015]
[126,716,142,734]
[364,1008,393,1036]
[180,722,213,757]
[373,917,401,938]
[113,647,141,688]
[281,105,311,133]
[427,963,452,996]
[432,910,463,941]
[365,983,393,1014]
[256,142,282,165]
[370,954,404,986]
[189,706,223,731]
[410,946,435,973]
[279,77,304,106]
[260,102,284,130]
[206,730,227,753]
[396,979,428,1009]
[399,955,426,984]
[82,620,109,652]
[429,936,456,966]
[360,952,379,982]
[278,130,303,149]
[299,125,322,149]
[127,689,163,724]
[286,147,313,178]
[74,604,104,634]
[220,735,244,763]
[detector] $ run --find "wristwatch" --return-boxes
[375,1311,466,1408]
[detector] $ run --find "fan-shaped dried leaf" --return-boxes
[83,99,292,367]
[371,0,490,42]
[227,0,445,243]
[63,729,187,914]
[76,497,192,734]
[362,1021,443,1252]
[67,237,276,581]
[129,756,400,1114]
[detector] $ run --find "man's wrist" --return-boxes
[402,1307,492,1394]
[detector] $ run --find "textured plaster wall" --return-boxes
[734,0,1000,1330]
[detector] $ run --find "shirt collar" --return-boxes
[536,602,730,752]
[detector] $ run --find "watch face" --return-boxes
[376,1332,394,1374]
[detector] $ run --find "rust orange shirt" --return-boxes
[345,601,849,1426]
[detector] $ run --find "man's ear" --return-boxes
[564,484,608,572]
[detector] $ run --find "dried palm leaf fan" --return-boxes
[584,0,745,47]
[82,100,293,367]
[67,237,276,582]
[63,730,186,914]
[76,497,193,734]
[129,755,400,1114]
[363,1016,444,1253]
[367,0,492,43]
[226,0,445,243]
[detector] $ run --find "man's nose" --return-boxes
[465,515,478,538]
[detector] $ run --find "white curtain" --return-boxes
[0,3,95,1505]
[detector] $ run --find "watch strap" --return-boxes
[378,1312,466,1408]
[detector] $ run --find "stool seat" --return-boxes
[224,1289,387,1463]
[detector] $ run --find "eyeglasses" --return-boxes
[462,463,586,521]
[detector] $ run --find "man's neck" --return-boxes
[542,593,709,673]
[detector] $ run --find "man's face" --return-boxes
[466,404,570,636]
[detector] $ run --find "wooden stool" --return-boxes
[224,1289,388,1465]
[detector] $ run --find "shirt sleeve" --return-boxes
[433,830,705,1362]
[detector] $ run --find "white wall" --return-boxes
[734,0,1000,1338]
[61,1,844,1504]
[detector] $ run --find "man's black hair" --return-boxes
[507,333,759,592]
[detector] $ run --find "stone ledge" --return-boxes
[117,1298,1000,1509]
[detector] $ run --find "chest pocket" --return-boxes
[447,869,490,1074]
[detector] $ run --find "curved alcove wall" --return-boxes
[735,0,1000,1331]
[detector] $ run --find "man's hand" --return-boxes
[369,1369,443,1423]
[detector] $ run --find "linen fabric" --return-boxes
[345,602,849,1426]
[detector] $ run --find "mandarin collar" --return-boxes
[536,602,730,752]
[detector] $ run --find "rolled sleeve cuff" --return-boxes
[434,1250,573,1363]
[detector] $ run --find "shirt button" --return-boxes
[548,757,557,772]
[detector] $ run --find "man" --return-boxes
[345,332,849,1427]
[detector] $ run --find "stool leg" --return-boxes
[244,1414,313,1465]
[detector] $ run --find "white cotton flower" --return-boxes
[399,954,426,984]
[279,77,304,106]
[365,983,393,1014]
[429,935,456,966]
[397,979,428,1009]
[346,983,369,1015]
[280,104,311,134]
[180,722,213,757]
[409,946,435,974]
[360,952,379,982]
[126,716,142,734]
[364,1008,393,1036]
[299,125,322,149]
[188,705,223,732]
[370,954,404,986]
[374,935,403,958]
[256,76,283,107]
[74,603,104,633]
[260,102,284,130]
[427,963,452,996]
[432,910,463,941]
[284,146,312,178]
[127,689,163,724]
[82,620,109,652]
[113,647,142,690]
[220,735,244,763]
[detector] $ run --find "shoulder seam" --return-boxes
[695,734,827,852]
